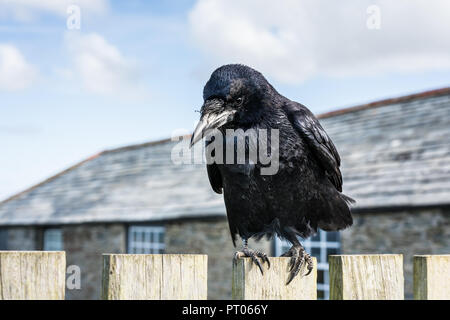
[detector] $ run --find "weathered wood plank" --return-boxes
[102,254,207,300]
[0,251,66,300]
[329,254,404,300]
[232,257,317,300]
[414,255,450,300]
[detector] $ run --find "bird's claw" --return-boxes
[233,248,270,275]
[281,245,313,285]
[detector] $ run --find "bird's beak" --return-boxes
[190,103,235,148]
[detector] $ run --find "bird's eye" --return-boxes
[236,97,244,105]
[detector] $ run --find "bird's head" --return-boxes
[190,64,272,147]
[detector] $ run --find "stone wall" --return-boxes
[63,223,126,300]
[2,226,40,250]
[340,207,450,299]
[164,217,272,300]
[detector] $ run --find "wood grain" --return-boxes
[232,257,317,300]
[102,254,207,300]
[329,254,404,300]
[0,251,66,300]
[414,255,450,300]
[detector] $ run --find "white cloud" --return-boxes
[0,0,108,21]
[0,44,37,90]
[188,0,450,83]
[65,33,142,96]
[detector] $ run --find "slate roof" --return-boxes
[1,88,449,225]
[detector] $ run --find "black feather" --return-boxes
[199,64,354,246]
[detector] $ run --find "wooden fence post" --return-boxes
[0,251,66,300]
[414,255,450,300]
[232,257,317,299]
[329,254,403,300]
[102,254,207,300]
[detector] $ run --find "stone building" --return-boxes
[0,88,449,299]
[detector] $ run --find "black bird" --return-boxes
[190,64,354,284]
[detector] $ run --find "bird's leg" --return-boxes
[233,238,270,274]
[280,240,313,285]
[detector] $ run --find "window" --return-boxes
[274,230,340,299]
[43,228,63,251]
[128,226,165,254]
[0,229,7,250]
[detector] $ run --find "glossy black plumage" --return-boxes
[194,64,354,249]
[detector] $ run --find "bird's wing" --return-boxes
[206,163,223,194]
[283,102,343,192]
[205,138,223,194]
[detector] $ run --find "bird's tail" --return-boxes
[318,192,355,231]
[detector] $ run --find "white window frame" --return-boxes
[43,228,63,251]
[274,229,340,299]
[128,225,165,254]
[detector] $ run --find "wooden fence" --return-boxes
[0,251,448,300]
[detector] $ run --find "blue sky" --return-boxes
[1,0,449,200]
